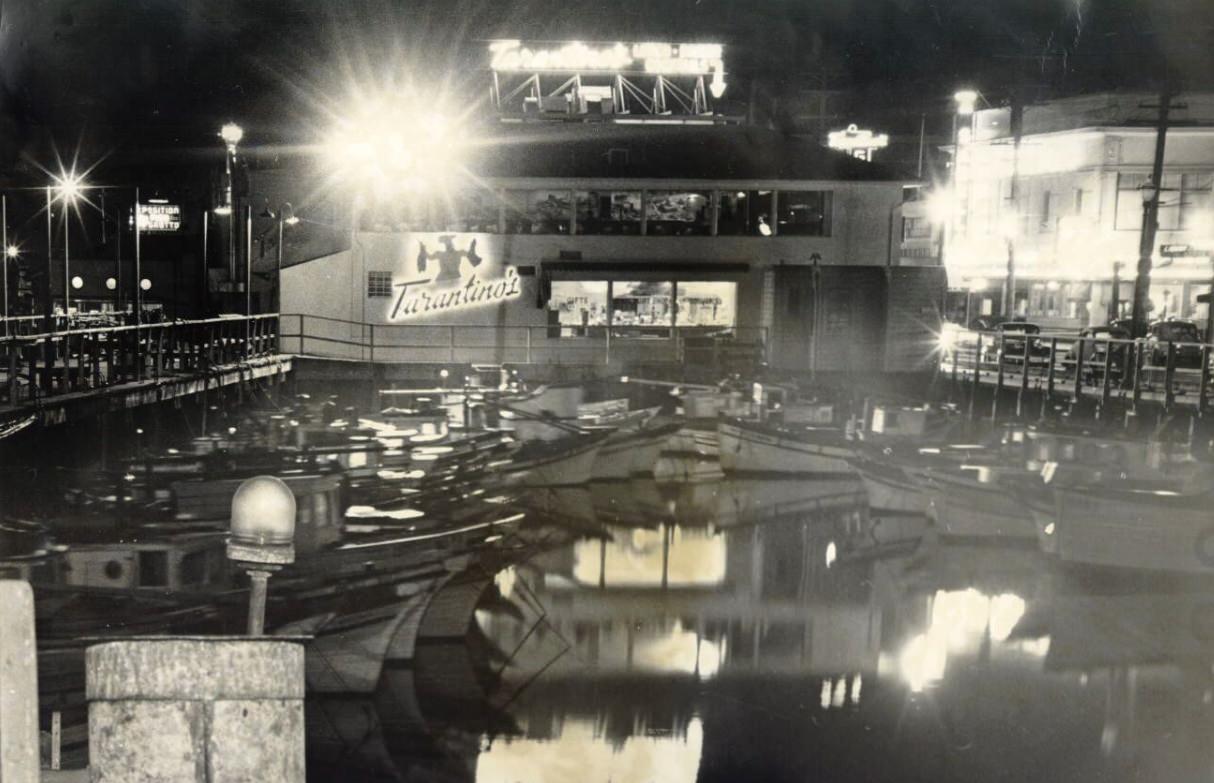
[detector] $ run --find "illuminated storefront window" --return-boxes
[575,191,641,234]
[675,281,736,328]
[549,279,738,337]
[645,191,711,235]
[612,280,673,337]
[549,280,609,335]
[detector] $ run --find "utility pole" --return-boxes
[1131,89,1178,338]
[1004,95,1024,318]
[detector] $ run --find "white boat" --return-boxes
[1033,479,1214,574]
[590,421,681,480]
[496,431,609,486]
[850,452,929,515]
[717,416,854,474]
[912,463,1038,540]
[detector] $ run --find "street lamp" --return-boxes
[1,193,14,334]
[49,171,86,317]
[218,122,243,288]
[227,475,296,636]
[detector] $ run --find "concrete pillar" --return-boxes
[0,580,39,782]
[86,638,305,783]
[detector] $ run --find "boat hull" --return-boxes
[499,433,606,486]
[591,423,679,480]
[1038,487,1214,574]
[852,456,928,515]
[915,468,1037,540]
[718,419,853,475]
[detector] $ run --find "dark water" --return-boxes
[306,476,1214,783]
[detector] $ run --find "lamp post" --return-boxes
[218,123,244,315]
[227,475,296,636]
[2,195,13,335]
[45,173,85,322]
[943,89,979,269]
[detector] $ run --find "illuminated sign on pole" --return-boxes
[136,201,182,232]
[827,124,890,161]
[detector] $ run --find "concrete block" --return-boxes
[0,580,39,783]
[88,701,205,783]
[207,700,304,782]
[86,638,304,783]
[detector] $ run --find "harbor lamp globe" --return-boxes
[230,475,297,550]
[228,475,297,635]
[6,245,18,259]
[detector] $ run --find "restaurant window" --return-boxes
[777,191,832,236]
[675,281,737,329]
[456,190,501,233]
[718,191,774,236]
[549,281,609,336]
[503,190,571,234]
[367,271,393,298]
[645,191,710,235]
[575,191,641,235]
[1115,173,1147,231]
[1039,191,1054,231]
[611,281,673,337]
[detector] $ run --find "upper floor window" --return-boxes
[575,191,641,235]
[645,192,711,235]
[718,190,774,236]
[777,191,832,236]
[504,190,571,234]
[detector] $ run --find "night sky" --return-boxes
[1,0,1211,177]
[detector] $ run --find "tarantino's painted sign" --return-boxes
[387,235,522,320]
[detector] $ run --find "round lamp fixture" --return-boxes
[220,122,244,147]
[5,245,18,259]
[139,278,152,291]
[105,277,117,290]
[71,276,83,290]
[229,475,297,547]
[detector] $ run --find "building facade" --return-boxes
[943,92,1214,331]
[279,123,940,375]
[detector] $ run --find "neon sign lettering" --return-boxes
[489,40,724,78]
[386,236,523,320]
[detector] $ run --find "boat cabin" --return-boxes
[58,533,229,592]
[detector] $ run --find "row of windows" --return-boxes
[357,189,833,237]
[1115,172,1213,232]
[549,280,738,338]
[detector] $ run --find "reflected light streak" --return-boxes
[477,717,703,783]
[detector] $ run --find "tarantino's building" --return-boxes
[279,42,944,377]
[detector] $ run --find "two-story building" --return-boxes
[278,121,945,378]
[942,92,1214,330]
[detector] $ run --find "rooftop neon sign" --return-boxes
[489,40,725,78]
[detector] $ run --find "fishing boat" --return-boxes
[718,415,854,474]
[590,419,682,480]
[494,430,611,486]
[1030,469,1214,574]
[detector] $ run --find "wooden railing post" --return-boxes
[968,333,982,423]
[991,333,1006,422]
[1072,337,1084,404]
[1164,341,1177,412]
[1199,344,1211,417]
[1099,338,1114,417]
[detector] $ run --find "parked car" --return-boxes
[1065,325,1132,382]
[966,315,1007,332]
[1144,319,1204,368]
[984,321,1051,365]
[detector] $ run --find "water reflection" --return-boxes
[298,472,1214,782]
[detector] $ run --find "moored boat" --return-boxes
[718,416,854,475]
[495,431,610,486]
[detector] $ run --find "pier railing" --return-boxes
[939,327,1213,417]
[0,315,280,406]
[279,313,767,371]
